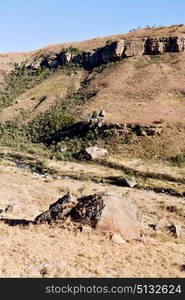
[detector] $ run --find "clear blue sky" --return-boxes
[0,0,185,52]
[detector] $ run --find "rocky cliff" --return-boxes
[26,36,185,70]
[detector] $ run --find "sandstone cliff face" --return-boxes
[101,40,125,63]
[144,37,185,54]
[124,38,146,57]
[26,36,185,70]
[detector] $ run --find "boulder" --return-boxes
[123,176,137,188]
[71,191,141,240]
[34,191,141,241]
[70,193,105,227]
[166,224,182,238]
[83,146,108,160]
[34,192,75,224]
[111,233,126,244]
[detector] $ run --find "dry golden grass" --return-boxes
[0,223,185,278]
[0,155,185,278]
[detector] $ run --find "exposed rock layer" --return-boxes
[26,36,185,70]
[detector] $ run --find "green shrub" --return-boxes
[91,110,98,118]
[106,39,113,46]
[61,45,82,55]
[0,65,53,109]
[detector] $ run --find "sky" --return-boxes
[0,0,185,52]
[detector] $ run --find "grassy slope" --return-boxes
[1,53,185,161]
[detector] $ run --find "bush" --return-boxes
[106,39,113,46]
[169,154,185,167]
[0,65,53,109]
[62,45,82,55]
[91,110,98,118]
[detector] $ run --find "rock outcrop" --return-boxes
[144,37,185,54]
[101,40,125,63]
[145,38,166,54]
[26,36,185,70]
[34,191,141,240]
[127,123,164,136]
[124,38,146,57]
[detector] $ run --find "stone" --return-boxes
[124,39,146,57]
[101,40,125,63]
[71,191,140,241]
[111,233,126,244]
[81,225,92,233]
[60,52,74,64]
[166,37,185,52]
[166,224,182,238]
[5,204,14,213]
[176,37,185,52]
[34,192,75,224]
[141,237,156,245]
[0,209,4,214]
[148,224,157,230]
[99,110,106,118]
[180,265,185,272]
[34,191,140,241]
[123,176,137,188]
[83,146,108,160]
[166,205,177,213]
[145,38,166,54]
[70,193,105,227]
[140,129,148,136]
[40,267,48,278]
[132,124,163,136]
[90,50,102,66]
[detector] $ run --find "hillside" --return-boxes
[0,25,185,278]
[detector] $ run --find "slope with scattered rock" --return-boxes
[0,25,185,278]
